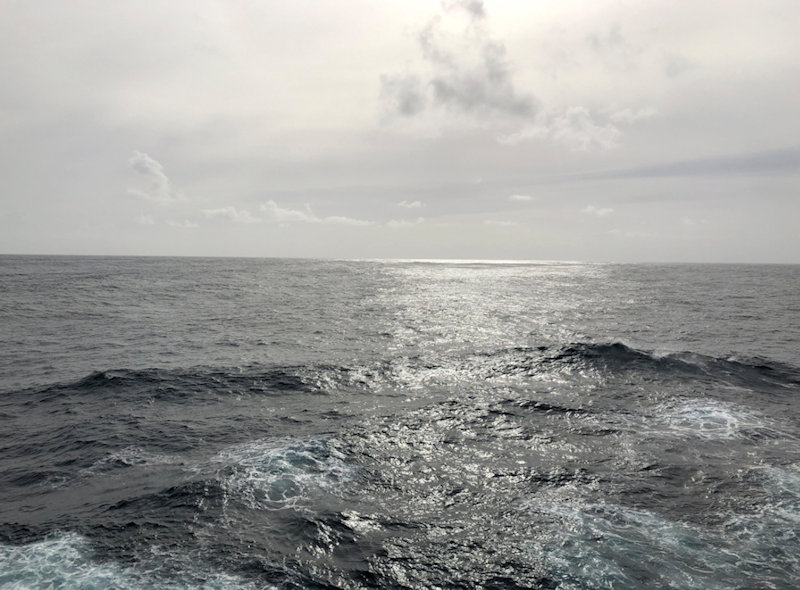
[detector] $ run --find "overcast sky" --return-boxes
[1,0,798,262]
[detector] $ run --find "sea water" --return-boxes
[1,256,798,589]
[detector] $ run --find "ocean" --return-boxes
[0,256,798,589]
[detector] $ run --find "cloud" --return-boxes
[550,107,621,150]
[387,217,425,228]
[398,200,423,208]
[260,200,317,224]
[508,194,534,202]
[582,205,614,217]
[202,206,260,224]
[259,200,373,226]
[609,107,658,125]
[381,1,538,123]
[380,75,426,117]
[323,215,374,226]
[484,219,517,226]
[136,214,155,225]
[128,150,181,204]
[443,0,486,20]
[499,107,621,150]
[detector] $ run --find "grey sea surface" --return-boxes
[1,256,799,589]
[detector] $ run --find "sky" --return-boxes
[1,0,798,262]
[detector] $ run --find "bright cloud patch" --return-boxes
[398,200,424,209]
[202,207,260,224]
[508,194,534,202]
[260,201,373,226]
[387,217,425,228]
[128,151,181,204]
[497,107,621,150]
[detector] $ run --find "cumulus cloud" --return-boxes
[582,205,614,217]
[128,151,181,204]
[398,200,424,208]
[508,194,534,202]
[381,0,538,123]
[202,206,260,224]
[260,200,373,226]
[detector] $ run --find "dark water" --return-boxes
[1,256,798,589]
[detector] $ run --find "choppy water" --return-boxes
[1,256,798,589]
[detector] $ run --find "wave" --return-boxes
[14,340,797,408]
[539,341,800,390]
[21,365,341,405]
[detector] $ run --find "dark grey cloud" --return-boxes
[381,1,538,122]
[429,41,537,118]
[443,0,487,21]
[379,75,426,117]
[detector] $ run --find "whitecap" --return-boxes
[524,482,800,590]
[0,533,262,590]
[648,398,787,441]
[209,437,352,510]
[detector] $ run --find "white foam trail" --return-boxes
[524,472,800,590]
[647,398,787,441]
[0,533,262,590]
[209,438,352,510]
